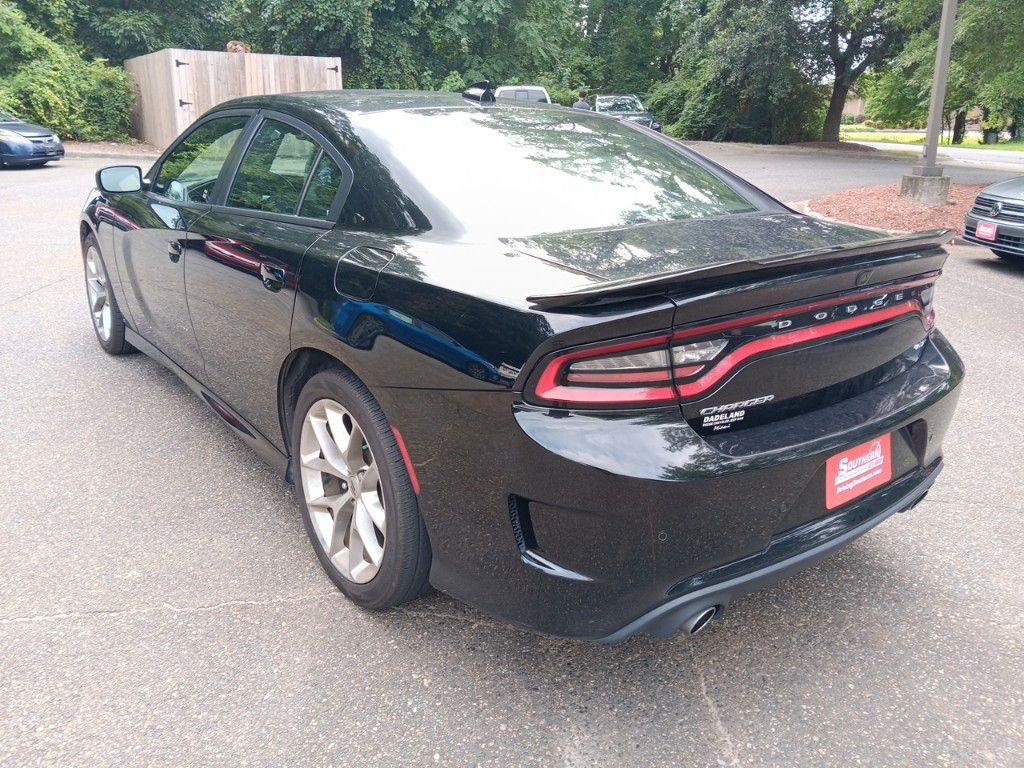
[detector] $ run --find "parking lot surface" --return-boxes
[1,154,1022,767]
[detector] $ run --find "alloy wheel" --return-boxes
[299,399,387,583]
[85,245,112,342]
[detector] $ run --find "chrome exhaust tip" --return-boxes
[683,606,718,636]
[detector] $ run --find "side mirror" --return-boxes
[96,165,143,194]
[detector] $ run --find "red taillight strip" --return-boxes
[533,333,675,404]
[535,382,678,404]
[391,427,420,495]
[675,301,923,398]
[671,275,937,342]
[531,278,936,407]
[566,369,674,384]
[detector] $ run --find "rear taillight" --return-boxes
[529,276,938,408]
[532,335,678,405]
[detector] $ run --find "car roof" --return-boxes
[220,89,510,117]
[209,89,575,144]
[494,85,548,91]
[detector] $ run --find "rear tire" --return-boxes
[292,367,431,609]
[82,233,134,355]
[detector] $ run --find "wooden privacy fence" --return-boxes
[123,48,343,148]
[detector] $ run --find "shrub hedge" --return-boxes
[0,2,135,141]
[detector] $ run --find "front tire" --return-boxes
[82,234,134,355]
[994,250,1022,262]
[292,367,430,608]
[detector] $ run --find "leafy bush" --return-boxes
[0,2,134,140]
[647,76,689,128]
[647,0,824,144]
[438,71,466,92]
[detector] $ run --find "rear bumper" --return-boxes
[377,330,964,641]
[964,213,1024,256]
[599,459,940,641]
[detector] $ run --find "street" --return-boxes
[849,140,1024,171]
[688,140,1020,201]
[1,152,1022,767]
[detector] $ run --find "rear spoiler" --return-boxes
[526,229,954,310]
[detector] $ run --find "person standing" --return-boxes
[572,92,591,110]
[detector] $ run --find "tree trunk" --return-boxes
[822,81,850,142]
[952,110,967,144]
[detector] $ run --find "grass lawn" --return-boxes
[840,129,1024,152]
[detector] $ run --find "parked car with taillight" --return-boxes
[80,87,963,641]
[963,176,1024,261]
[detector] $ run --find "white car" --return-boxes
[494,85,552,104]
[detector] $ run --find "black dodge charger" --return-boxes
[81,87,963,641]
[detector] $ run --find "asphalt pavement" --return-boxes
[1,151,1022,767]
[848,140,1024,171]
[687,140,1020,202]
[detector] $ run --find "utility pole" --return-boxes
[900,0,959,204]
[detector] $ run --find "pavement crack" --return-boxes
[0,274,76,308]
[689,644,740,766]
[0,592,334,626]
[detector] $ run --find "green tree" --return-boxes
[582,0,677,94]
[802,0,913,142]
[869,0,1024,141]
[650,0,823,144]
[861,69,928,126]
[0,2,135,140]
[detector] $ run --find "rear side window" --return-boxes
[154,115,249,203]
[227,119,320,215]
[299,153,344,219]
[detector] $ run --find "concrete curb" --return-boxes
[791,199,974,246]
[65,144,160,161]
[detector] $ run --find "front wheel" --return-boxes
[994,250,1022,262]
[83,234,134,355]
[292,367,431,608]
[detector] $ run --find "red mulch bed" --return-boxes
[808,183,984,232]
[790,141,878,152]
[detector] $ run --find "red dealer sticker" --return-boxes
[825,434,893,510]
[975,221,998,242]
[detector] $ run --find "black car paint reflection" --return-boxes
[80,90,964,641]
[332,297,505,384]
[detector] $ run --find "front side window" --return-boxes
[153,115,249,203]
[227,119,321,215]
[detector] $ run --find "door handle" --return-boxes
[260,263,286,292]
[168,240,183,262]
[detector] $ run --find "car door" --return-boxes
[184,112,353,445]
[107,112,254,378]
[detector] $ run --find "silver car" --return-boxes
[963,177,1024,261]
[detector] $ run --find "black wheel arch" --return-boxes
[277,345,380,479]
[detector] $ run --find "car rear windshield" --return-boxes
[596,96,645,113]
[350,108,757,238]
[498,88,548,102]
